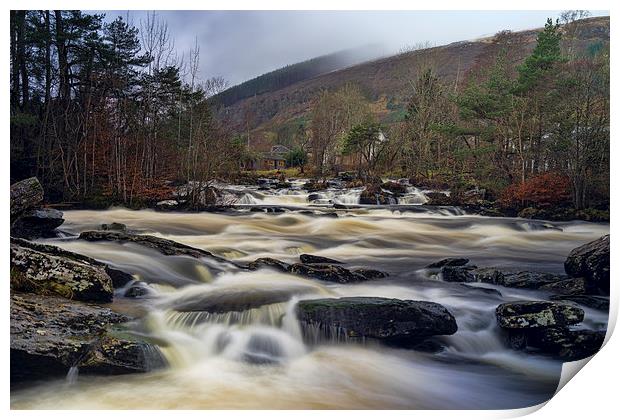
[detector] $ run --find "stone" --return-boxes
[288,263,366,283]
[247,257,289,272]
[11,208,64,239]
[11,239,114,303]
[296,297,457,345]
[564,235,610,294]
[539,277,587,295]
[299,254,343,264]
[426,258,469,269]
[10,177,44,223]
[101,222,127,232]
[549,295,610,311]
[10,292,164,384]
[495,301,584,329]
[527,327,605,361]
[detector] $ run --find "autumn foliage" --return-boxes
[500,172,571,209]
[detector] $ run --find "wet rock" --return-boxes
[11,238,114,303]
[549,295,610,311]
[539,277,587,295]
[500,271,567,289]
[307,193,322,202]
[426,257,469,269]
[564,235,609,295]
[440,266,475,283]
[471,268,505,285]
[10,292,163,384]
[322,212,339,218]
[10,177,44,223]
[11,208,65,239]
[124,281,154,298]
[303,181,328,192]
[296,297,458,345]
[78,231,227,263]
[425,192,453,206]
[105,266,135,288]
[352,268,389,280]
[527,327,605,361]
[249,207,266,213]
[299,254,343,264]
[495,301,584,329]
[288,263,366,283]
[247,257,289,272]
[359,184,392,205]
[380,181,407,196]
[101,222,127,232]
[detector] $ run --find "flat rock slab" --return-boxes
[11,238,114,302]
[10,293,163,384]
[296,297,457,345]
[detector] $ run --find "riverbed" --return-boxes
[10,182,609,409]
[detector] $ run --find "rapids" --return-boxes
[10,183,609,409]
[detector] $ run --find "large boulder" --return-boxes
[10,292,164,384]
[496,301,584,330]
[526,327,605,361]
[10,177,44,223]
[288,263,366,283]
[11,238,114,302]
[296,297,457,345]
[11,208,64,239]
[564,235,610,295]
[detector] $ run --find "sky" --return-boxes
[98,10,610,86]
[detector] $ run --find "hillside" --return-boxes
[212,16,610,152]
[212,44,386,107]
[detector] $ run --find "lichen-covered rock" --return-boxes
[10,177,44,223]
[564,235,610,295]
[495,301,584,329]
[11,208,64,239]
[11,239,114,302]
[296,297,457,345]
[299,254,343,264]
[426,257,469,269]
[288,263,366,283]
[10,293,164,384]
[247,257,289,272]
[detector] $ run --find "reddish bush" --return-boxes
[500,173,571,209]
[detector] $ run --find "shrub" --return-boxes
[500,173,571,209]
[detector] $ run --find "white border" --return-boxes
[2,1,617,419]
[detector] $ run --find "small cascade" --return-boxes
[333,189,362,205]
[397,187,429,205]
[165,302,289,329]
[65,366,79,386]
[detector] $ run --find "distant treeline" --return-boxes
[211,45,384,107]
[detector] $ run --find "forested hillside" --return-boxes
[212,44,385,107]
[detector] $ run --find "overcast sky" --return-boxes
[97,10,609,86]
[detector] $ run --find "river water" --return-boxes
[10,182,609,409]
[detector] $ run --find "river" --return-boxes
[10,181,609,409]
